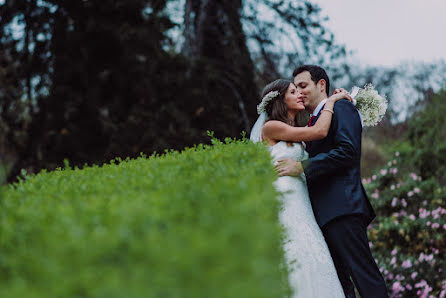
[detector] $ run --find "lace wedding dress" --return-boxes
[270,141,345,298]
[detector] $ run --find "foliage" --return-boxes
[364,91,446,297]
[405,90,446,183]
[182,0,260,137]
[365,155,446,297]
[1,0,200,182]
[0,138,291,298]
[241,0,349,85]
[357,63,446,178]
[1,0,268,182]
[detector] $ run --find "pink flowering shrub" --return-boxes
[364,152,446,297]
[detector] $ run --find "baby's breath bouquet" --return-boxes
[351,83,388,126]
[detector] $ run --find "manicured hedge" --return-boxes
[0,138,290,298]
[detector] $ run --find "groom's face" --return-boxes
[294,71,324,113]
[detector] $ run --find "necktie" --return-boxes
[305,116,316,150]
[308,115,316,127]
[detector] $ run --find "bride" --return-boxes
[250,79,352,298]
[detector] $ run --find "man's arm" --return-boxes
[302,100,362,181]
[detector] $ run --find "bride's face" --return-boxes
[284,83,305,112]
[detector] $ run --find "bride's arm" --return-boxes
[262,91,352,142]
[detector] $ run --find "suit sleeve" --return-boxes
[302,100,362,182]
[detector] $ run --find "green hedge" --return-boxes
[0,138,290,298]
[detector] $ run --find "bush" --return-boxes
[362,90,446,297]
[365,153,446,297]
[0,138,290,298]
[406,90,446,182]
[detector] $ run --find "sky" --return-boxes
[312,0,446,67]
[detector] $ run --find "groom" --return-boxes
[276,65,388,298]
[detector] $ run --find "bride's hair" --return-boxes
[262,79,302,127]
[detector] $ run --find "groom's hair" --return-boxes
[292,65,330,95]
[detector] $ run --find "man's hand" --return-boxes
[275,158,303,177]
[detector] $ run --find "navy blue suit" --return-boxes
[303,100,388,298]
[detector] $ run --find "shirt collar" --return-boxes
[312,98,328,116]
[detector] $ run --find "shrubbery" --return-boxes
[0,138,290,298]
[3,90,446,298]
[365,90,446,297]
[365,155,446,297]
[405,90,446,182]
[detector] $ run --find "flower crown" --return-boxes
[257,90,280,114]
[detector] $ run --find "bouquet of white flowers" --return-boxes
[350,83,388,126]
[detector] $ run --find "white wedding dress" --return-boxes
[269,141,345,298]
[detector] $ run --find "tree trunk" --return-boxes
[183,0,258,135]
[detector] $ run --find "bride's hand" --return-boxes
[328,88,353,103]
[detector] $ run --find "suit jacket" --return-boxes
[302,99,375,228]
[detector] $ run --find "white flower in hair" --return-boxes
[257,91,280,115]
[351,83,388,126]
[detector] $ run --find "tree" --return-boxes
[183,0,259,135]
[241,0,349,86]
[1,0,353,182]
[4,0,186,181]
[0,0,53,180]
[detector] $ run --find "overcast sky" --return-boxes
[312,0,446,67]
